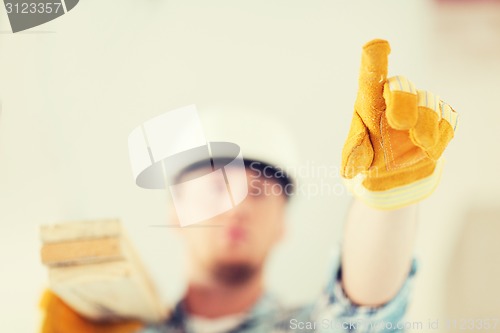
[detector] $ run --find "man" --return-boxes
[40,39,458,332]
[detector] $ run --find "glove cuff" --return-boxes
[343,159,444,210]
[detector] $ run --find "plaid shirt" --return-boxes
[141,251,417,333]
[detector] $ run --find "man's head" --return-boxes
[170,159,293,286]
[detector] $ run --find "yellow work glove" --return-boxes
[341,39,458,209]
[39,290,144,333]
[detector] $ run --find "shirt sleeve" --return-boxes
[310,246,418,333]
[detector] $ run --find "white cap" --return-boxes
[128,105,299,188]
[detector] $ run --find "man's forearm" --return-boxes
[341,199,418,307]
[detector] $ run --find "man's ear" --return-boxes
[277,224,286,243]
[275,213,287,243]
[276,199,291,243]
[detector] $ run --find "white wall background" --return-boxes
[1,0,499,331]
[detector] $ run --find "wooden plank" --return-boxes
[40,219,121,243]
[41,220,168,323]
[41,237,124,266]
[49,260,166,323]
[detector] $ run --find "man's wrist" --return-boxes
[343,159,444,210]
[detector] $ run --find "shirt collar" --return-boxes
[168,291,282,329]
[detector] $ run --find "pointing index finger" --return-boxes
[357,39,391,114]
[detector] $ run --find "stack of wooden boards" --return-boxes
[40,219,167,323]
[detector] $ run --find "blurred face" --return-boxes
[171,166,288,285]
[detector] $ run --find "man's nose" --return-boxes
[224,195,253,223]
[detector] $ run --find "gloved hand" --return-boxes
[39,290,144,333]
[341,39,458,209]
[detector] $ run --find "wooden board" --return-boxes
[40,219,122,243]
[41,237,124,266]
[40,219,168,323]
